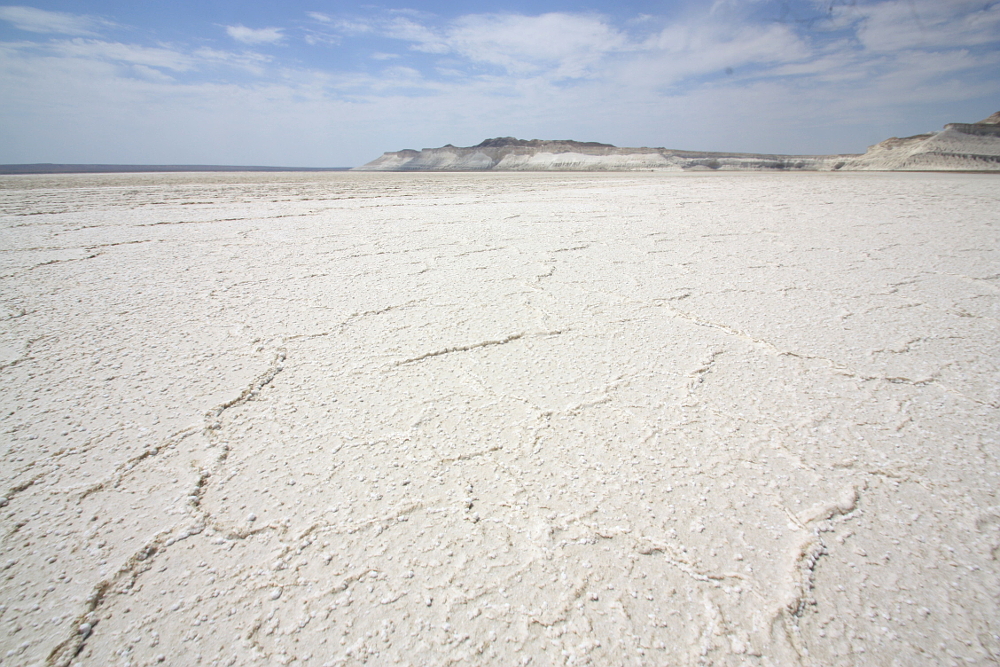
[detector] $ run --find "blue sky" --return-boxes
[1,1,998,166]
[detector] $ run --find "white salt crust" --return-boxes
[1,171,998,666]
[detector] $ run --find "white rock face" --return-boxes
[354,114,1000,172]
[494,151,677,170]
[1,171,999,667]
[848,124,1000,171]
[355,138,849,172]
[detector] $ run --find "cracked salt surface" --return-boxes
[1,170,999,666]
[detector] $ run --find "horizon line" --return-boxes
[0,164,353,175]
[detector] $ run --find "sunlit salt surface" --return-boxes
[1,171,998,666]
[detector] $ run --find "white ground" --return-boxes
[1,171,999,667]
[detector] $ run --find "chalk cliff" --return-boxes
[846,112,1000,171]
[354,113,1000,172]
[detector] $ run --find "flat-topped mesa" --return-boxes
[354,112,1000,172]
[856,110,1000,170]
[473,137,617,149]
[356,137,839,172]
[944,111,1000,137]
[976,111,1000,125]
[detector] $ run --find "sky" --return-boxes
[0,1,998,167]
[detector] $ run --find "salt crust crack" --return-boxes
[394,330,566,366]
[45,345,288,666]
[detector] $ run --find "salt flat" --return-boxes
[1,171,998,666]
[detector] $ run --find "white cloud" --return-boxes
[1,38,275,78]
[834,0,1000,51]
[380,65,421,80]
[629,21,809,86]
[130,64,175,82]
[193,47,273,75]
[768,50,868,82]
[331,19,375,35]
[225,25,284,45]
[53,39,196,71]
[383,16,447,52]
[0,5,113,35]
[443,13,629,78]
[327,12,629,78]
[316,9,805,84]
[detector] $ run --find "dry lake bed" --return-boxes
[1,171,999,666]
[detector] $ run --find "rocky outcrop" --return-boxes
[847,113,1000,171]
[354,113,1000,172]
[354,138,847,172]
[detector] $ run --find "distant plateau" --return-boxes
[354,112,1000,172]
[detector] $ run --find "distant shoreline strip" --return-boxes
[0,164,352,175]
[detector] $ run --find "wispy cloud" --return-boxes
[305,8,806,86]
[52,39,197,71]
[832,0,1000,51]
[629,20,809,87]
[442,13,630,78]
[306,12,332,24]
[0,5,114,35]
[2,37,273,77]
[308,11,629,77]
[225,24,284,45]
